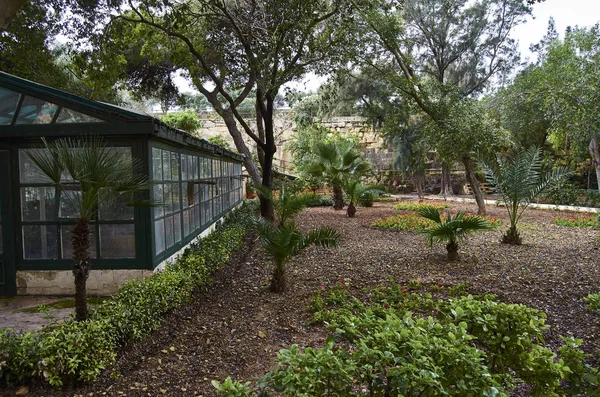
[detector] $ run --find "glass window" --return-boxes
[163,184,172,215]
[15,96,59,124]
[165,216,174,248]
[152,148,162,180]
[181,154,188,181]
[154,219,165,255]
[59,189,81,218]
[162,150,171,181]
[100,224,135,258]
[173,214,181,244]
[21,187,56,221]
[171,152,180,180]
[55,107,104,123]
[98,192,134,221]
[19,150,53,183]
[61,225,96,259]
[153,184,164,218]
[23,225,57,259]
[0,88,20,125]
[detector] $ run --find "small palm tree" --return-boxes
[342,180,380,218]
[305,142,371,210]
[255,219,339,292]
[255,184,340,292]
[27,137,149,320]
[480,147,571,245]
[419,208,496,261]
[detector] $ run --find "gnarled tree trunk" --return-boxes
[439,165,453,197]
[588,131,600,192]
[462,156,486,215]
[332,185,344,210]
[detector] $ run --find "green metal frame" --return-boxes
[0,150,16,296]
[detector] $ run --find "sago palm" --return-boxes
[419,207,496,261]
[342,180,380,218]
[480,147,571,245]
[27,137,149,320]
[305,142,371,210]
[255,218,339,292]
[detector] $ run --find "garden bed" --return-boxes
[8,200,600,396]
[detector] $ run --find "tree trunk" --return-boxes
[221,110,262,186]
[260,151,275,220]
[414,174,424,199]
[332,185,344,210]
[72,217,91,321]
[259,97,277,221]
[270,262,286,293]
[347,202,356,218]
[439,165,453,197]
[446,241,459,262]
[502,226,522,245]
[462,156,486,215]
[588,132,600,192]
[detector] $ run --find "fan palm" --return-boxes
[27,137,149,320]
[480,147,571,245]
[255,218,339,292]
[305,142,371,210]
[419,207,496,261]
[342,180,381,218]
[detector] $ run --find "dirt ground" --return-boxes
[8,199,600,397]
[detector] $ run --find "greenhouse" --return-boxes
[0,72,243,296]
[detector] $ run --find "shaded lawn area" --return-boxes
[15,200,600,397]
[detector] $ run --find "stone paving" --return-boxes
[0,296,74,332]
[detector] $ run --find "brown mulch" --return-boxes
[14,200,600,396]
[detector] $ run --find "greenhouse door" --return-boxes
[0,151,15,296]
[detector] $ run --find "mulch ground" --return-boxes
[13,199,600,397]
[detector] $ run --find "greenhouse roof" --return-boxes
[0,72,243,161]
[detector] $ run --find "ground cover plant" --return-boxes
[371,211,501,232]
[554,213,600,228]
[393,200,450,211]
[8,200,600,397]
[214,283,600,396]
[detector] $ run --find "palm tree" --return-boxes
[27,137,149,321]
[480,147,571,245]
[342,180,380,218]
[305,142,371,210]
[254,184,340,292]
[419,208,496,261]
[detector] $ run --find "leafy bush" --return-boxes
[215,283,598,397]
[554,213,600,228]
[306,195,333,207]
[540,180,582,206]
[0,201,258,387]
[159,110,202,133]
[586,293,600,314]
[393,200,449,211]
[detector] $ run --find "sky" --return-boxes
[175,0,600,94]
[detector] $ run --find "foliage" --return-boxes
[393,201,449,211]
[554,213,600,229]
[206,134,232,150]
[0,201,258,387]
[160,110,201,133]
[540,180,584,206]
[216,283,597,396]
[342,179,380,216]
[306,195,333,207]
[371,212,434,232]
[419,208,497,261]
[481,146,571,244]
[585,293,600,314]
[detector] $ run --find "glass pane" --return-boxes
[193,156,199,179]
[183,209,189,236]
[100,224,135,258]
[61,225,96,259]
[23,225,57,259]
[152,148,162,181]
[55,107,103,123]
[173,214,181,244]
[182,182,189,208]
[153,184,164,219]
[171,152,180,181]
[0,88,20,125]
[154,219,165,255]
[98,191,134,221]
[181,154,188,181]
[21,187,56,221]
[162,150,171,181]
[19,149,53,183]
[165,216,174,248]
[188,155,194,180]
[59,189,81,218]
[15,96,58,124]
[164,183,172,215]
[171,182,180,213]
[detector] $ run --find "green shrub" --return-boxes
[371,212,434,231]
[393,200,449,211]
[306,195,333,207]
[0,200,257,387]
[539,180,582,206]
[557,337,600,395]
[586,293,600,314]
[159,110,201,133]
[554,213,600,228]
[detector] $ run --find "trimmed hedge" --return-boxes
[0,200,258,387]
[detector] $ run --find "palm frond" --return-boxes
[418,207,442,223]
[298,226,340,252]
